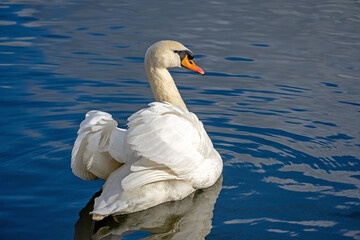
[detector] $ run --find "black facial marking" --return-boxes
[174,50,194,61]
[185,50,194,60]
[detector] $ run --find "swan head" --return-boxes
[145,40,205,75]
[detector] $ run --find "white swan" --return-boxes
[71,40,223,221]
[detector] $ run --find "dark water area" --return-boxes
[1,0,360,239]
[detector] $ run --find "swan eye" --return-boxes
[174,50,194,61]
[174,50,186,61]
[185,50,194,60]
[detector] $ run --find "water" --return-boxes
[1,0,359,239]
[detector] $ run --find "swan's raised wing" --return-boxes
[126,102,219,188]
[90,102,222,219]
[71,111,127,180]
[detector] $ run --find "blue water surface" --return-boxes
[1,0,360,239]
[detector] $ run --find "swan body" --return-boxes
[75,177,223,239]
[71,40,223,220]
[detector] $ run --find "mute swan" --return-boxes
[71,40,223,221]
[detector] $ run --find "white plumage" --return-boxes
[71,40,223,220]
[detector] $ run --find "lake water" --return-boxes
[1,0,360,239]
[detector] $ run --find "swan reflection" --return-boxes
[75,176,222,240]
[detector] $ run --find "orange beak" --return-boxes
[181,55,205,75]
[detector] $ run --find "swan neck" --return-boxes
[146,66,186,108]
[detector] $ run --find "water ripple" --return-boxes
[1,1,359,239]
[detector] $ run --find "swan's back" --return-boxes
[126,102,222,188]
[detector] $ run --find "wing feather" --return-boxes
[126,102,212,185]
[71,110,127,180]
[122,168,180,191]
